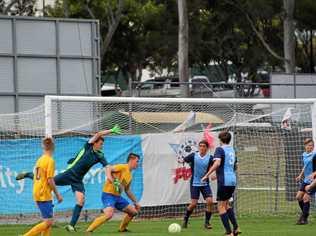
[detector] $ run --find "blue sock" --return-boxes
[227,208,238,230]
[302,202,310,219]
[298,200,304,212]
[220,213,232,234]
[205,211,212,225]
[70,204,83,226]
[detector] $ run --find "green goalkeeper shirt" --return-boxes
[66,141,108,179]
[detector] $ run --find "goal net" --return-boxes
[0,96,315,223]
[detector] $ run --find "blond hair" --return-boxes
[42,137,54,151]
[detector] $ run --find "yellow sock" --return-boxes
[23,221,48,236]
[86,214,109,232]
[42,226,51,236]
[119,214,133,232]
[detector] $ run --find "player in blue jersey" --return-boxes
[295,138,316,225]
[182,140,214,229]
[16,125,121,232]
[202,131,240,236]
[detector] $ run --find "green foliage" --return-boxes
[46,0,316,82]
[0,0,36,16]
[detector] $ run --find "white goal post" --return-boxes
[44,95,316,142]
[1,95,316,223]
[43,96,316,216]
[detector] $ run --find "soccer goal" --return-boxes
[0,96,315,223]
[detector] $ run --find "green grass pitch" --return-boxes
[1,216,315,236]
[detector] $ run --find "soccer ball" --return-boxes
[168,223,181,233]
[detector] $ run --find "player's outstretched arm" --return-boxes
[201,159,221,182]
[89,125,122,144]
[48,177,63,203]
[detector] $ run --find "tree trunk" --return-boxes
[100,0,124,60]
[177,0,189,97]
[63,0,69,17]
[310,29,314,73]
[283,0,295,73]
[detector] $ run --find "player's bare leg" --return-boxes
[119,205,138,232]
[86,207,114,233]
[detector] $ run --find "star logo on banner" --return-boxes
[169,137,198,164]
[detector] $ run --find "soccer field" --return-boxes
[1,216,315,236]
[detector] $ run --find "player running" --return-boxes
[21,137,63,236]
[182,140,214,229]
[16,125,121,232]
[86,153,141,234]
[295,138,316,225]
[202,131,240,236]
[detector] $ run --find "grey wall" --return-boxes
[0,16,100,114]
[271,73,316,99]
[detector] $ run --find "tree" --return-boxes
[0,0,36,15]
[296,0,316,72]
[283,0,295,73]
[177,0,189,97]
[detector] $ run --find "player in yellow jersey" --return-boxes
[86,153,141,233]
[21,137,63,236]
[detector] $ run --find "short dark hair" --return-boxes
[126,153,140,162]
[218,131,231,144]
[199,140,209,148]
[93,136,104,143]
[304,138,314,146]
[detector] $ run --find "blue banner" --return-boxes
[0,136,143,214]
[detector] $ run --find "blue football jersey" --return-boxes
[184,152,213,186]
[214,145,237,186]
[302,151,316,184]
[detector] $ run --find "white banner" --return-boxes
[139,132,220,206]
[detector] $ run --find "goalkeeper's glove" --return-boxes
[110,124,122,134]
[113,178,121,193]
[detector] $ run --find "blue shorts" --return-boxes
[102,192,129,211]
[36,201,53,219]
[190,185,212,200]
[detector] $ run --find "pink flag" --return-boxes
[204,123,215,149]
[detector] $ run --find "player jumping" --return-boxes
[182,140,214,229]
[295,138,316,225]
[202,131,240,236]
[21,137,63,236]
[16,125,121,232]
[86,153,141,234]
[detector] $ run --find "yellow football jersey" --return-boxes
[33,154,55,201]
[103,164,132,196]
